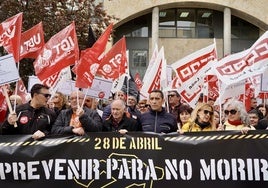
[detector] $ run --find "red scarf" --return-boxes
[228,119,242,126]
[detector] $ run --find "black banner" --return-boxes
[0,131,268,188]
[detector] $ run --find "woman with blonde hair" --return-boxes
[51,91,69,116]
[180,103,215,132]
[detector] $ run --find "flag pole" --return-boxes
[81,87,90,108]
[126,50,130,98]
[2,86,17,127]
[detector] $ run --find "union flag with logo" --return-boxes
[33,22,79,81]
[20,22,45,60]
[96,36,127,80]
[0,12,23,62]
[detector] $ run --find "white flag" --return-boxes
[214,31,268,86]
[142,44,158,83]
[140,47,164,98]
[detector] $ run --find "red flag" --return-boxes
[259,92,268,99]
[33,22,79,81]
[0,86,8,122]
[0,12,23,62]
[97,36,127,80]
[206,75,219,101]
[20,22,45,60]
[75,23,113,88]
[134,72,143,91]
[243,80,255,112]
[15,79,28,103]
[168,76,181,89]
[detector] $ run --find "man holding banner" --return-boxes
[1,84,57,140]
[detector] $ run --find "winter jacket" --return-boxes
[182,121,213,132]
[51,107,102,135]
[102,113,141,132]
[1,102,57,135]
[140,108,177,133]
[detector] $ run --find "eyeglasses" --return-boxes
[203,110,213,115]
[224,109,237,115]
[38,93,51,98]
[139,104,150,109]
[70,97,83,101]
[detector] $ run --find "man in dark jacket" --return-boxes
[167,90,182,121]
[103,99,141,133]
[1,84,57,140]
[140,89,177,133]
[51,91,102,136]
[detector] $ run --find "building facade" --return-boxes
[103,0,268,78]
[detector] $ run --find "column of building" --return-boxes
[224,7,231,56]
[151,6,159,51]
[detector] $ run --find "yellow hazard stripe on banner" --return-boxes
[0,137,91,147]
[164,133,268,142]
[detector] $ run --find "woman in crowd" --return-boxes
[180,102,215,132]
[51,91,69,116]
[221,98,254,132]
[213,110,221,129]
[177,104,193,130]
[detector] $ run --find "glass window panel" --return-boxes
[197,27,214,38]
[231,15,259,40]
[132,50,148,68]
[197,10,213,27]
[177,9,195,38]
[159,9,176,26]
[177,9,195,27]
[132,27,148,37]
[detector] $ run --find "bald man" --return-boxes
[102,99,141,133]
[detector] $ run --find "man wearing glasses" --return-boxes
[168,90,182,121]
[1,84,57,140]
[51,90,103,136]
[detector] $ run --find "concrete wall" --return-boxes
[103,0,267,63]
[104,0,268,30]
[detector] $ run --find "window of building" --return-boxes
[159,8,215,38]
[114,14,150,38]
[196,9,214,38]
[132,27,149,37]
[159,9,176,37]
[131,49,148,78]
[231,16,259,39]
[132,50,148,67]
[177,9,195,38]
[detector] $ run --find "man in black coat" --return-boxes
[102,99,141,134]
[1,84,57,140]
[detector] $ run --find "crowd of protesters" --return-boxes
[0,83,268,139]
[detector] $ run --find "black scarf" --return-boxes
[195,119,210,129]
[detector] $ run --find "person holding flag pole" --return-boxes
[51,90,102,136]
[1,84,57,140]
